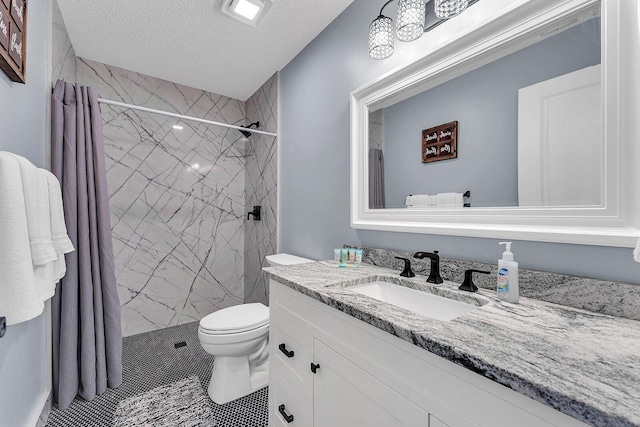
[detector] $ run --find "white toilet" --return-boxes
[198,253,313,404]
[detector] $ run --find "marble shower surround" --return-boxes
[244,73,278,306]
[357,246,640,320]
[76,58,247,336]
[51,0,76,84]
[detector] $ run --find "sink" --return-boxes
[349,281,480,321]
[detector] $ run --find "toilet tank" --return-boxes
[266,253,314,266]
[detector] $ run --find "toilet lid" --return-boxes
[199,303,269,334]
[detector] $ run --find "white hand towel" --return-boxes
[6,152,58,265]
[634,238,640,263]
[42,169,74,281]
[43,170,74,255]
[0,153,43,325]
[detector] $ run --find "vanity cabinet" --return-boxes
[268,279,591,427]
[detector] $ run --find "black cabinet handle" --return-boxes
[278,404,294,423]
[279,343,294,358]
[311,362,320,374]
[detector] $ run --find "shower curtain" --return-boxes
[369,148,386,209]
[51,80,122,409]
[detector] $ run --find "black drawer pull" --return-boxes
[279,343,294,358]
[311,362,320,374]
[278,404,294,423]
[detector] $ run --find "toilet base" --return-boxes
[208,355,269,405]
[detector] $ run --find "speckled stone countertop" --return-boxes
[264,261,640,427]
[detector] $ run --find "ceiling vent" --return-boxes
[220,0,274,27]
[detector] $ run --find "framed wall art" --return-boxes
[0,0,26,83]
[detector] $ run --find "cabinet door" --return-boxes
[270,309,314,402]
[313,340,429,427]
[270,365,312,427]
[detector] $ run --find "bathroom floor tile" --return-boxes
[45,321,268,427]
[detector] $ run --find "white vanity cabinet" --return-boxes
[268,280,589,427]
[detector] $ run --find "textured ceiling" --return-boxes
[57,0,355,101]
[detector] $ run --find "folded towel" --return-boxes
[7,153,58,265]
[634,238,640,263]
[0,153,43,325]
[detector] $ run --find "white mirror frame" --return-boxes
[351,0,640,247]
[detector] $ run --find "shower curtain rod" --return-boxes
[97,98,278,137]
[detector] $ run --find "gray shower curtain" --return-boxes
[51,80,122,409]
[369,148,386,209]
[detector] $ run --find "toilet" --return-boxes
[198,253,313,404]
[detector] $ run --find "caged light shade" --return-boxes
[434,0,469,19]
[369,15,395,60]
[396,0,426,42]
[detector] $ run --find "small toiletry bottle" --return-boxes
[348,248,356,264]
[334,248,341,262]
[497,242,519,303]
[355,249,363,265]
[341,248,349,263]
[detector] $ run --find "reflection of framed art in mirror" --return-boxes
[422,121,457,163]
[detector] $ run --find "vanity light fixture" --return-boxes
[369,1,395,60]
[397,0,427,42]
[434,0,469,19]
[173,124,184,130]
[220,0,273,27]
[369,0,474,60]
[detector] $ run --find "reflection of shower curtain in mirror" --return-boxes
[369,148,385,209]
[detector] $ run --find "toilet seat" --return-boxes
[199,303,269,334]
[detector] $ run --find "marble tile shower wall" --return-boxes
[76,59,247,336]
[244,74,278,305]
[51,0,76,84]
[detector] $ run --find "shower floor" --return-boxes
[45,321,268,427]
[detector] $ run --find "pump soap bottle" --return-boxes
[497,242,519,303]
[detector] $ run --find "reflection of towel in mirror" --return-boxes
[406,194,436,208]
[436,192,464,208]
[634,238,640,263]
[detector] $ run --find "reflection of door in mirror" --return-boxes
[369,109,385,209]
[370,17,601,209]
[518,65,601,207]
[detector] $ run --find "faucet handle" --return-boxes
[394,257,415,278]
[459,269,490,292]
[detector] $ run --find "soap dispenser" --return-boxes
[497,242,519,303]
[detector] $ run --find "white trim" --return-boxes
[26,389,50,427]
[97,99,278,138]
[350,0,640,247]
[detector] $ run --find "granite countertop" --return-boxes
[264,261,640,427]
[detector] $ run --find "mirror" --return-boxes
[368,17,601,209]
[351,0,640,247]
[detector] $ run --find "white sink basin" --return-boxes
[349,281,479,321]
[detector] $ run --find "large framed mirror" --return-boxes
[350,0,640,247]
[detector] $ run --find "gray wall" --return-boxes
[279,0,640,284]
[383,18,600,208]
[0,0,51,425]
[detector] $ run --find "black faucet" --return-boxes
[413,251,443,284]
[459,269,490,292]
[394,257,415,277]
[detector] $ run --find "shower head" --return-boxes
[239,121,260,138]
